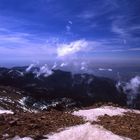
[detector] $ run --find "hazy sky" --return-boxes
[0,0,140,66]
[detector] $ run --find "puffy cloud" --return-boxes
[26,63,53,77]
[57,40,89,57]
[60,62,67,67]
[125,76,140,94]
[118,76,140,106]
[26,64,35,72]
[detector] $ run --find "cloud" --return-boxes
[26,64,35,72]
[66,25,71,32]
[60,62,67,67]
[111,15,140,39]
[57,40,89,57]
[0,22,140,66]
[26,63,53,77]
[68,20,72,24]
[125,76,140,94]
[0,28,36,47]
[36,64,53,77]
[112,24,126,37]
[128,48,140,51]
[0,30,58,61]
[123,76,140,106]
[1,28,139,64]
[0,35,29,44]
[0,27,9,32]
[77,11,95,20]
[76,0,118,21]
[65,20,73,34]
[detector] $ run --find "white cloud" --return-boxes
[60,62,67,67]
[125,76,140,95]
[118,76,140,106]
[26,63,53,77]
[37,64,53,77]
[98,68,113,72]
[26,64,35,72]
[57,40,89,57]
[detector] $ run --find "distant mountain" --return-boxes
[0,66,128,111]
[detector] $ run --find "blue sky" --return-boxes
[0,0,140,66]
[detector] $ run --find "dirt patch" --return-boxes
[94,112,140,140]
[0,110,84,139]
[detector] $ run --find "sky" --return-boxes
[0,0,140,66]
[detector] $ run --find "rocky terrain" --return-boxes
[0,110,84,139]
[96,112,140,140]
[0,104,140,140]
[0,66,140,140]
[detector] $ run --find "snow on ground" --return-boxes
[11,136,33,140]
[46,123,131,140]
[0,109,13,114]
[5,105,140,140]
[73,106,140,121]
[45,106,140,140]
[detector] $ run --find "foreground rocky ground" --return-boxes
[0,105,140,140]
[0,110,84,139]
[96,112,140,140]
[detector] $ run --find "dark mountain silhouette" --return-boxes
[0,67,127,109]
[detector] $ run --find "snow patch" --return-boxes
[0,109,13,114]
[46,123,131,140]
[73,106,140,121]
[18,97,27,106]
[11,136,33,140]
[0,97,15,103]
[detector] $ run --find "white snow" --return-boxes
[18,97,27,106]
[73,106,140,121]
[46,123,131,140]
[11,136,33,140]
[45,106,140,140]
[0,97,14,103]
[0,109,13,114]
